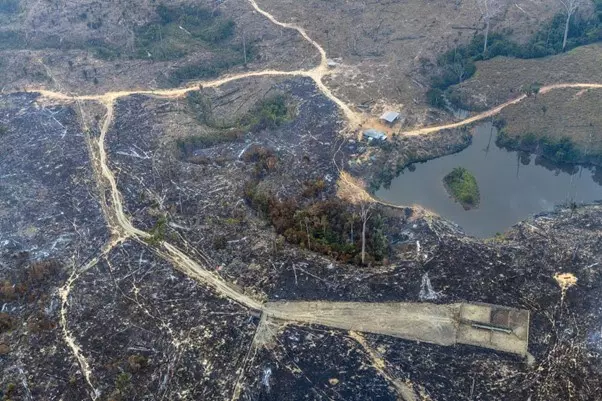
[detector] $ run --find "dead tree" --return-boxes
[558,0,585,51]
[476,0,503,54]
[358,202,374,264]
[337,172,376,265]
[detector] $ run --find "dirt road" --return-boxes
[264,301,530,355]
[17,0,598,396]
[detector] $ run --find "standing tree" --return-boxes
[558,0,585,51]
[476,0,503,54]
[337,172,375,265]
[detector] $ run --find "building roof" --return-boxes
[380,111,400,123]
[363,129,387,140]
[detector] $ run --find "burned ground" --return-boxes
[103,77,361,296]
[1,75,601,400]
[239,325,399,401]
[1,1,602,399]
[66,239,257,400]
[0,93,109,400]
[93,71,602,400]
[0,93,108,261]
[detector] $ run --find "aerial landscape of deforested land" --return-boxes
[1,0,602,400]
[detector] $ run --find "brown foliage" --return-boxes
[242,145,278,179]
[0,312,15,333]
[244,180,386,264]
[26,259,60,284]
[127,355,149,372]
[302,179,326,198]
[27,313,56,333]
[0,343,9,355]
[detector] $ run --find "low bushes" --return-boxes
[443,167,480,209]
[239,94,290,132]
[496,130,584,164]
[431,6,602,108]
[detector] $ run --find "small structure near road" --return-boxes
[380,111,401,125]
[363,128,387,142]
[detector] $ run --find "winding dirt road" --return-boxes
[20,0,602,398]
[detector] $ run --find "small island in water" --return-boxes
[443,167,480,210]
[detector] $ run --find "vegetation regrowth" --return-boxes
[443,167,480,209]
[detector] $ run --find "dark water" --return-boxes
[376,123,602,238]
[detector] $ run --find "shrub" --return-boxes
[426,88,445,108]
[127,355,149,372]
[520,133,538,149]
[176,129,245,157]
[212,235,228,250]
[147,216,168,246]
[168,52,245,85]
[243,179,389,264]
[443,167,480,208]
[115,372,131,392]
[136,5,238,62]
[302,179,326,198]
[239,95,290,132]
[0,312,15,333]
[429,11,602,100]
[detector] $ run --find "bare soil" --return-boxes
[449,43,602,109]
[256,0,560,124]
[1,0,318,95]
[499,88,602,156]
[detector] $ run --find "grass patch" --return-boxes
[239,94,291,132]
[168,45,252,86]
[135,4,236,61]
[443,167,480,209]
[430,3,602,109]
[494,89,602,165]
[178,94,292,161]
[85,3,254,75]
[186,90,291,130]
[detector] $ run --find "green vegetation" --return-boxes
[1,382,17,400]
[239,94,291,132]
[431,4,602,108]
[186,90,215,126]
[443,167,480,209]
[89,5,238,61]
[496,129,589,164]
[243,148,388,264]
[168,45,252,85]
[176,129,246,159]
[178,94,291,161]
[146,216,168,246]
[84,3,255,79]
[186,91,290,131]
[115,372,131,391]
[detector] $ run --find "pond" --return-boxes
[376,122,602,238]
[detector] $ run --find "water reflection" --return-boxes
[376,122,602,237]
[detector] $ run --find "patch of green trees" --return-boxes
[428,2,602,107]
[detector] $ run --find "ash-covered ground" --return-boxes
[0,79,601,401]
[0,93,109,399]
